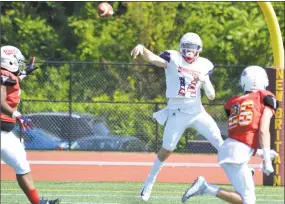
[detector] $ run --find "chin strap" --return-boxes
[182,50,199,64]
[183,56,197,64]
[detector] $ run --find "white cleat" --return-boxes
[140,180,154,201]
[181,176,207,203]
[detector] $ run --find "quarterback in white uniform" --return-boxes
[131,32,224,201]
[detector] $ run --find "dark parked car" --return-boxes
[13,127,69,150]
[25,112,110,140]
[71,135,149,152]
[24,112,149,152]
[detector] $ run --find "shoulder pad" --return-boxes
[0,69,17,79]
[159,51,171,63]
[159,50,180,63]
[263,95,278,111]
[199,57,214,75]
[1,75,17,86]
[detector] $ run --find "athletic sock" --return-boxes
[24,188,40,204]
[147,156,165,183]
[204,183,219,196]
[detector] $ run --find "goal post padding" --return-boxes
[265,69,284,186]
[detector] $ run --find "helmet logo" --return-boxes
[3,48,17,55]
[241,71,247,76]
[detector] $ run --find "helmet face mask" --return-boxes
[240,66,269,93]
[180,32,202,63]
[1,45,26,75]
[181,43,201,58]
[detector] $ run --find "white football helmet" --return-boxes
[1,45,25,74]
[180,32,202,63]
[240,66,269,93]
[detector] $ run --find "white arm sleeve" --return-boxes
[202,75,215,100]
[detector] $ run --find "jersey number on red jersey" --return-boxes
[228,100,254,129]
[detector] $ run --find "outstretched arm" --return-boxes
[18,57,38,80]
[131,44,167,68]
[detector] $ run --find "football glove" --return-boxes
[261,148,275,176]
[12,111,34,130]
[256,149,278,160]
[263,160,274,176]
[19,57,38,76]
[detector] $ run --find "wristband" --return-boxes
[12,111,21,118]
[262,148,271,162]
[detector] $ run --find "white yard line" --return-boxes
[0,160,261,168]
[0,193,283,203]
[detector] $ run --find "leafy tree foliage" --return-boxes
[1,2,284,64]
[1,2,284,151]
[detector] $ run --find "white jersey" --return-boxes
[159,50,214,114]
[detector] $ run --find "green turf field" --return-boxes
[1,181,284,204]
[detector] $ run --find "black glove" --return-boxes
[20,57,39,75]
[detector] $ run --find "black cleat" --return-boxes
[38,198,61,204]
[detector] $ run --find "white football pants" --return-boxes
[221,162,256,204]
[162,109,223,151]
[1,131,30,174]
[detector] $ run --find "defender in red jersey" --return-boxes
[1,45,60,204]
[182,66,278,204]
[225,89,277,151]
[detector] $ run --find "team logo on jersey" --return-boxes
[230,103,240,117]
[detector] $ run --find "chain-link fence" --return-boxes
[14,62,245,153]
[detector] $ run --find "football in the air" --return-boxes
[97,2,114,17]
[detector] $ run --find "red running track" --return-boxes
[1,151,263,185]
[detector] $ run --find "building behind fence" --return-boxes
[16,62,246,153]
